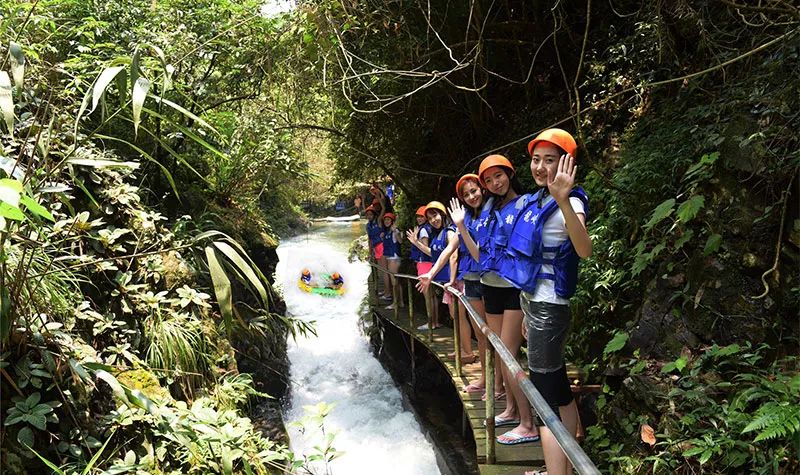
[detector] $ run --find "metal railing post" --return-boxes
[486,346,496,464]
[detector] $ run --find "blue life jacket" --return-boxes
[410,223,433,262]
[429,225,456,282]
[457,211,481,280]
[477,194,531,277]
[505,187,589,298]
[366,220,382,246]
[382,226,399,257]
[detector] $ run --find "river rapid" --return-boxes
[276,222,441,475]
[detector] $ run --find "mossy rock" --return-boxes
[115,368,172,403]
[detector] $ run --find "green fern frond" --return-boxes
[743,402,800,443]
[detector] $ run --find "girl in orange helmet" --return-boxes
[406,201,454,330]
[410,206,435,319]
[381,212,403,309]
[457,154,540,446]
[511,129,591,475]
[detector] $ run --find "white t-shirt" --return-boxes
[418,227,429,241]
[525,195,586,305]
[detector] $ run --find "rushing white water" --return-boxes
[276,223,441,475]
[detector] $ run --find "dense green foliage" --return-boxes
[0,1,322,473]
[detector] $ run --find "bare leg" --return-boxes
[380,256,391,297]
[485,312,504,398]
[540,400,579,475]
[467,298,487,385]
[431,290,440,327]
[496,309,526,422]
[456,301,473,357]
[387,259,402,306]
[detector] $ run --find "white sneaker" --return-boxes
[380,295,393,301]
[385,303,396,310]
[417,323,429,331]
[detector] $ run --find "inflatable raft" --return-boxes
[298,280,346,297]
[298,270,345,297]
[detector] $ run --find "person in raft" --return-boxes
[328,272,344,290]
[301,269,313,285]
[406,201,455,330]
[457,154,540,445]
[381,212,403,309]
[501,129,591,475]
[410,206,436,320]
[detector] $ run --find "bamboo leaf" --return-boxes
[0,202,25,221]
[141,106,228,161]
[26,444,65,474]
[94,134,178,198]
[95,370,128,404]
[132,77,150,136]
[19,195,54,222]
[0,178,22,207]
[0,71,14,135]
[120,119,209,183]
[66,157,140,169]
[205,246,234,335]
[81,429,116,475]
[150,94,218,134]
[213,241,269,306]
[90,66,125,114]
[130,47,140,95]
[9,41,25,88]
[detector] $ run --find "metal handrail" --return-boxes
[367,263,600,474]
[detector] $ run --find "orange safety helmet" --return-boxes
[415,206,427,217]
[302,269,311,276]
[332,272,341,279]
[425,201,447,218]
[383,212,397,222]
[527,128,578,158]
[478,155,515,187]
[456,173,481,199]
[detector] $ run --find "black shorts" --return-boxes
[481,283,521,315]
[464,279,483,300]
[530,365,573,423]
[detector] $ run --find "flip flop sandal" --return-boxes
[463,383,485,393]
[496,431,541,445]
[484,416,520,427]
[481,391,506,401]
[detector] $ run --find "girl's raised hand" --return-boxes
[547,153,577,204]
[448,197,466,226]
[405,227,418,245]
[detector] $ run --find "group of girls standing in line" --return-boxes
[407,128,591,475]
